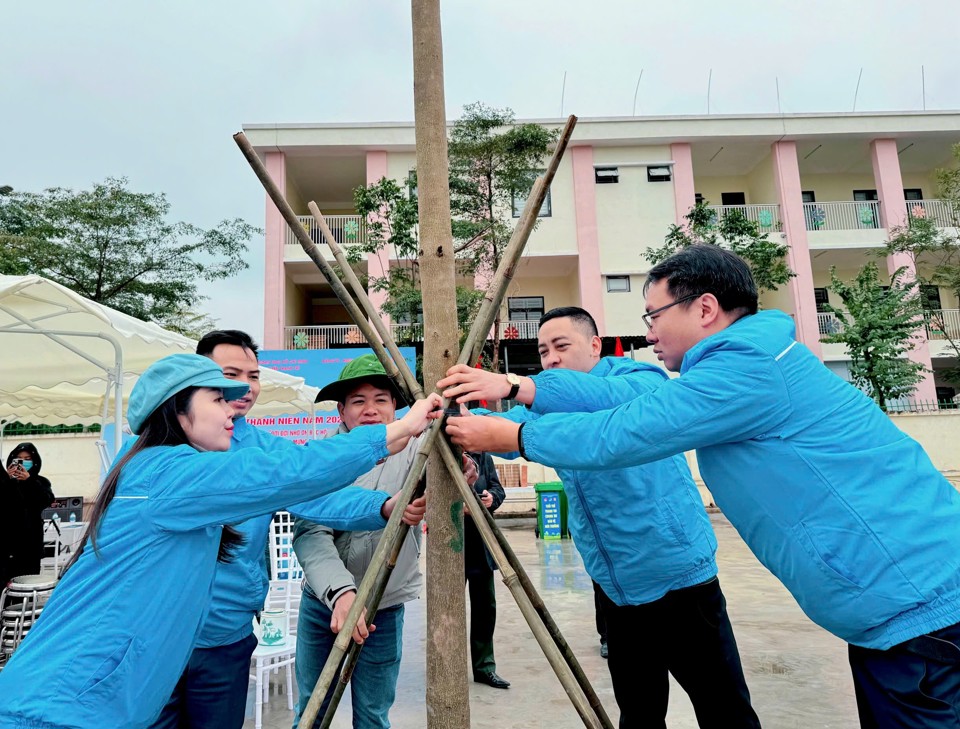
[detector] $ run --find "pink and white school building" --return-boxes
[243,111,960,405]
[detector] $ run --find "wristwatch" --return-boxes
[505,372,522,400]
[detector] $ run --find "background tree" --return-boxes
[447,102,558,372]
[647,201,794,295]
[349,176,483,348]
[0,177,258,327]
[348,101,557,368]
[822,262,926,410]
[883,214,960,389]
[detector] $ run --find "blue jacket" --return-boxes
[0,425,390,729]
[195,418,390,648]
[523,311,960,649]
[495,357,717,606]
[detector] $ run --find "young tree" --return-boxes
[648,201,794,295]
[0,177,258,326]
[822,262,927,410]
[447,102,558,372]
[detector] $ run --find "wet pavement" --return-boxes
[246,514,860,728]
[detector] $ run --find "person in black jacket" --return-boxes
[1,442,55,587]
[463,451,509,689]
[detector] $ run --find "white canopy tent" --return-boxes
[0,275,319,460]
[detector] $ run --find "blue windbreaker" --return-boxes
[523,311,960,649]
[0,425,389,729]
[194,417,390,648]
[495,357,717,605]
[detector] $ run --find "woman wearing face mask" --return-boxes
[1,442,55,588]
[0,354,442,729]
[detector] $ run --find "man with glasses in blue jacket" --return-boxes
[440,306,760,728]
[444,245,960,728]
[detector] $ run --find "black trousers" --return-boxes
[848,620,960,728]
[466,567,498,676]
[149,633,258,729]
[593,580,608,644]
[598,578,760,729]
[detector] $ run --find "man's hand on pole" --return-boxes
[438,364,536,406]
[330,591,375,645]
[444,405,523,454]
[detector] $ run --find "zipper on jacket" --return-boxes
[572,472,627,604]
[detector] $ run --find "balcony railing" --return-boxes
[284,325,368,349]
[817,312,844,337]
[706,204,781,231]
[498,320,540,340]
[906,200,958,228]
[818,309,960,342]
[926,309,960,341]
[804,201,881,231]
[284,318,546,348]
[284,215,367,248]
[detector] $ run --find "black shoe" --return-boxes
[600,640,608,659]
[474,671,511,689]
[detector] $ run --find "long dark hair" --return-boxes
[64,387,244,573]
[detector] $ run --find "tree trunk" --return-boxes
[411,1,471,726]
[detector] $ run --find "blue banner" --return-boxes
[250,348,416,443]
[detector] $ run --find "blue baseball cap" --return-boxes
[127,354,250,434]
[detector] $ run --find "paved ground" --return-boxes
[245,514,860,728]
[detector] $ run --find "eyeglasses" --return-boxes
[642,293,703,330]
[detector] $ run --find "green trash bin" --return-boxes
[534,481,568,540]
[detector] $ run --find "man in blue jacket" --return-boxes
[441,307,760,728]
[151,331,426,729]
[444,246,960,727]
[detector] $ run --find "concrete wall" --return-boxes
[524,155,579,257]
[497,270,578,321]
[603,275,648,335]
[283,279,308,328]
[593,145,675,263]
[746,153,776,203]
[797,173,878,201]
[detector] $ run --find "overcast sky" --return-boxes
[3,0,959,343]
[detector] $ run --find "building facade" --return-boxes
[244,111,960,401]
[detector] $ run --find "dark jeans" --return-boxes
[149,632,258,729]
[849,620,960,728]
[466,567,498,676]
[597,578,760,729]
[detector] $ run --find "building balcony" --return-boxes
[817,309,960,342]
[284,215,367,254]
[705,204,781,231]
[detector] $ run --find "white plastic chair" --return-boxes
[249,512,302,729]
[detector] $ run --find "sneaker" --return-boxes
[600,640,608,659]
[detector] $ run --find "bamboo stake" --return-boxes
[311,203,611,727]
[235,117,610,729]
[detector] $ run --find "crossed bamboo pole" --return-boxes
[234,117,613,729]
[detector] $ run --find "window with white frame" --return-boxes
[606,276,631,293]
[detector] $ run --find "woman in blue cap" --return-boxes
[0,353,441,729]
